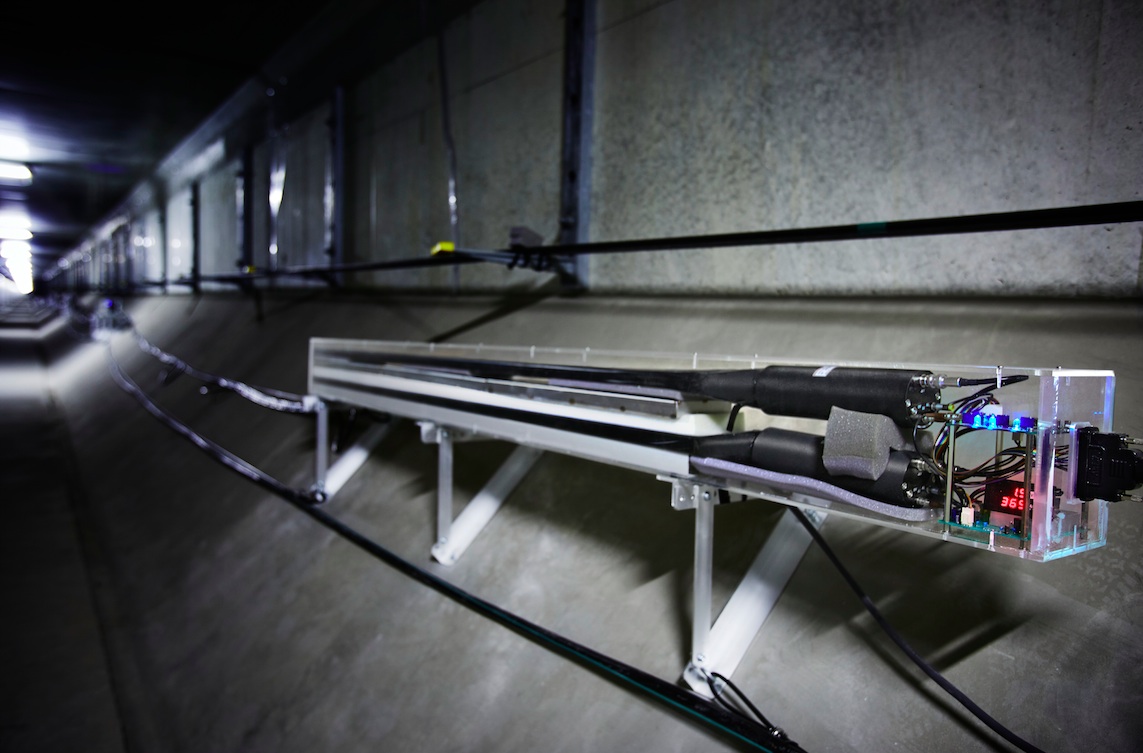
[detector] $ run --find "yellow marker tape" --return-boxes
[430,241,456,256]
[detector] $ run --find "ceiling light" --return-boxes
[0,134,29,160]
[0,162,33,184]
[0,209,31,229]
[0,226,32,241]
[1,239,32,258]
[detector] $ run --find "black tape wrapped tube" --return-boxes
[696,366,929,424]
[694,428,923,507]
[322,350,932,423]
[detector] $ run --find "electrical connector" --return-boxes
[1074,427,1143,502]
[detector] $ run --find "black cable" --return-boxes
[707,671,781,734]
[789,507,1046,753]
[950,376,1029,408]
[153,202,1143,287]
[469,200,1143,258]
[108,351,321,505]
[726,403,744,432]
[82,298,317,414]
[954,375,1030,389]
[133,331,316,413]
[174,249,498,286]
[106,345,805,753]
[719,404,744,505]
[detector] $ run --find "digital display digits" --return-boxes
[983,480,1029,514]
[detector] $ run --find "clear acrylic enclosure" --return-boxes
[311,339,1116,561]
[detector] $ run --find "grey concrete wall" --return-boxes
[346,0,566,291]
[331,0,1141,296]
[277,105,332,271]
[199,160,240,280]
[133,210,163,284]
[165,187,193,285]
[587,0,1143,295]
[58,0,1142,297]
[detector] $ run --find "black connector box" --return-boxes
[1074,427,1143,502]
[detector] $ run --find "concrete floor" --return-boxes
[4,290,1143,752]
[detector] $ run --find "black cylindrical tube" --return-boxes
[323,350,934,422]
[694,428,923,507]
[699,366,930,423]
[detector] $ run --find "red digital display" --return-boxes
[983,480,1029,514]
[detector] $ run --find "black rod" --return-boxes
[175,252,494,286]
[239,145,255,270]
[190,181,202,295]
[557,0,596,288]
[331,85,347,285]
[164,200,1143,289]
[477,200,1143,257]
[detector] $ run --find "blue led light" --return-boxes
[961,412,1037,432]
[964,412,1010,430]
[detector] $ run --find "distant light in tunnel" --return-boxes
[0,209,31,243]
[0,134,29,160]
[0,162,32,184]
[0,227,31,241]
[1,239,33,294]
[1,240,31,258]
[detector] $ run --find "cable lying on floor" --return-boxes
[105,343,805,753]
[132,331,319,414]
[71,297,320,414]
[789,507,1046,753]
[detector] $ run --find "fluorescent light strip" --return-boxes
[0,162,33,183]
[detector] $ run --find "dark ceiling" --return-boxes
[0,3,343,274]
[0,2,345,274]
[0,1,483,281]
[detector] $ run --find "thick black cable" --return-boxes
[789,507,1046,753]
[106,343,804,753]
[162,201,1143,285]
[174,249,497,286]
[709,672,779,732]
[474,200,1143,258]
[704,671,782,735]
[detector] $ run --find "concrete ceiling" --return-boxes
[0,1,482,280]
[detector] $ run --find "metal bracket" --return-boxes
[420,422,544,566]
[313,404,394,501]
[664,476,823,696]
[313,400,330,496]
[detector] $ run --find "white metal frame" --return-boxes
[309,365,812,690]
[666,477,818,695]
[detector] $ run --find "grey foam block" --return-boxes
[822,406,908,480]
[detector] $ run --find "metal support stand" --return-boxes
[421,422,544,566]
[323,422,394,499]
[314,401,329,495]
[313,405,394,501]
[669,477,821,696]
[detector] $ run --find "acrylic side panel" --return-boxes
[310,339,1121,561]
